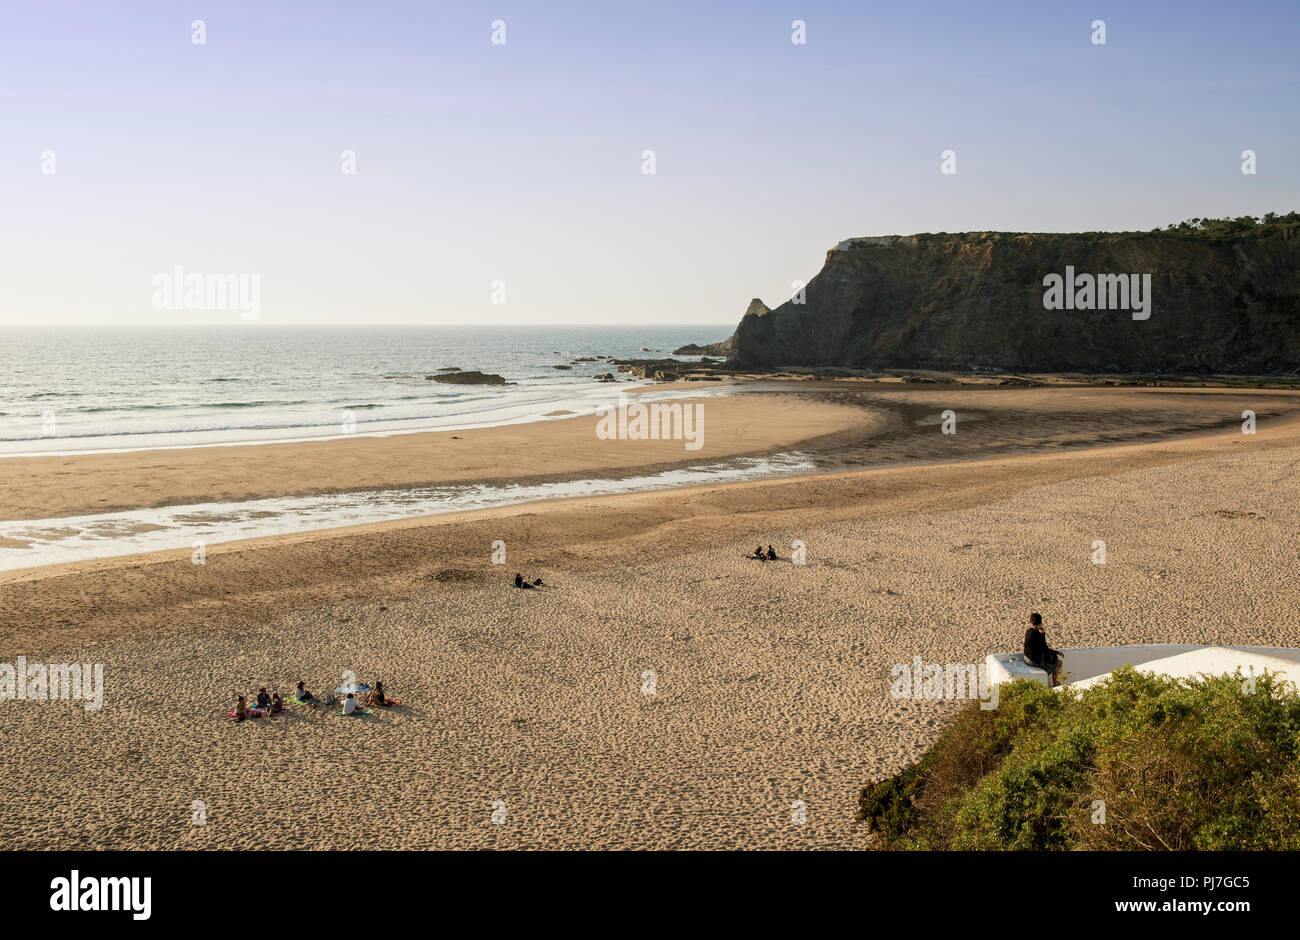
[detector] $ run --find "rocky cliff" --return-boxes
[727,226,1300,374]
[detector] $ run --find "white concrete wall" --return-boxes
[1069,647,1300,692]
[987,644,1300,692]
[987,644,1200,687]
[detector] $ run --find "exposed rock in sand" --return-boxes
[609,357,725,382]
[426,371,507,385]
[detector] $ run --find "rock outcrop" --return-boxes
[609,357,727,382]
[426,371,507,385]
[725,229,1299,374]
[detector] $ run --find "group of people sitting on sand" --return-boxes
[232,687,284,721]
[231,679,397,721]
[344,681,396,712]
[749,544,779,561]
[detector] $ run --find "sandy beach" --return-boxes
[2,383,1299,849]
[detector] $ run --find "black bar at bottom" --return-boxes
[0,850,1280,927]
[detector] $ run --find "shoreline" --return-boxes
[0,377,719,459]
[0,389,875,522]
[5,383,1300,574]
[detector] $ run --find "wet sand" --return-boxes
[6,382,1296,525]
[0,391,874,521]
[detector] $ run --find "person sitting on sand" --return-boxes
[365,682,392,708]
[766,545,777,561]
[343,692,359,715]
[270,692,284,714]
[295,681,315,704]
[514,573,534,589]
[256,687,271,709]
[234,695,249,722]
[1023,612,1064,686]
[752,545,766,561]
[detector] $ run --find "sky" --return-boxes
[0,0,1295,326]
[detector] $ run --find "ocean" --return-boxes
[0,325,734,456]
[1,324,818,571]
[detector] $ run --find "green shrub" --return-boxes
[1156,211,1300,241]
[859,668,1300,850]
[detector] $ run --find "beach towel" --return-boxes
[337,707,372,717]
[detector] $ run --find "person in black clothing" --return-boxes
[1023,612,1064,686]
[514,573,532,589]
[751,545,766,561]
[766,545,777,561]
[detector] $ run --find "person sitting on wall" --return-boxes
[1023,612,1064,687]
